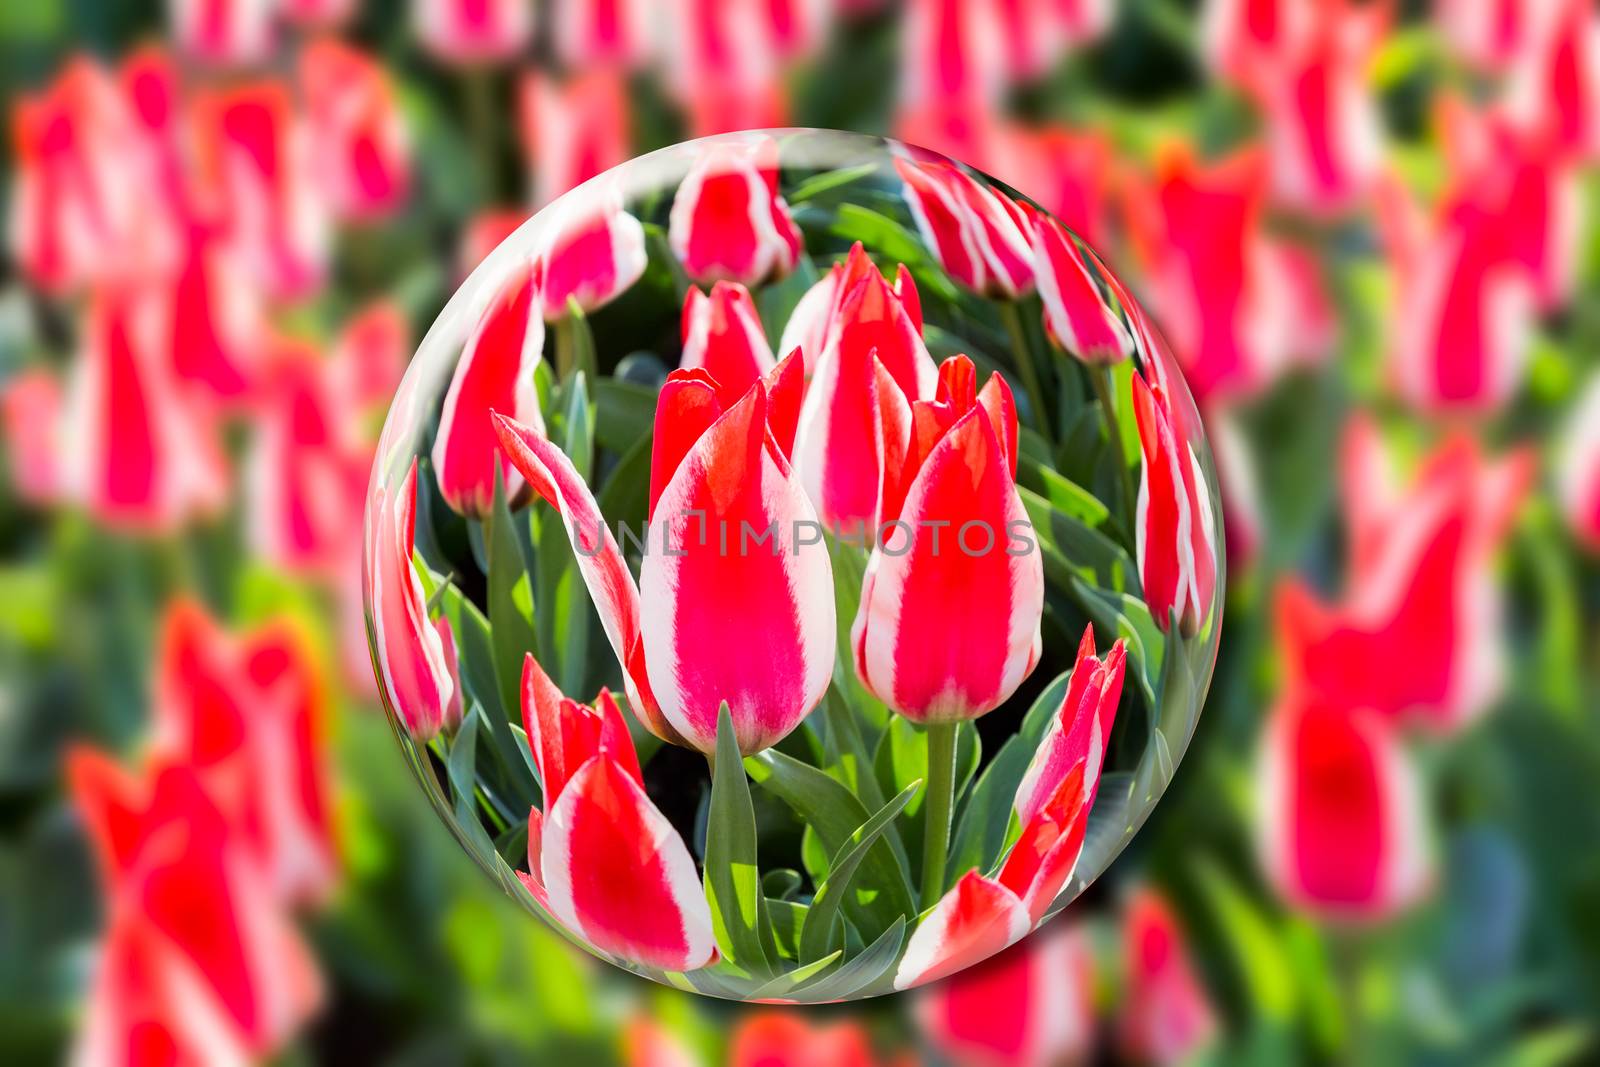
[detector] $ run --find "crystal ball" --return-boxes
[364,130,1222,1001]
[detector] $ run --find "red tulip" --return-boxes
[1117,889,1218,1066]
[853,355,1044,723]
[0,369,64,508]
[1201,0,1305,81]
[918,922,1096,1067]
[727,1013,879,1067]
[169,0,276,65]
[1131,370,1218,635]
[1014,626,1126,834]
[460,207,526,279]
[901,0,1005,125]
[662,0,790,138]
[553,0,649,68]
[1559,373,1600,551]
[895,155,1035,299]
[534,192,648,319]
[983,123,1116,251]
[1258,693,1430,920]
[669,134,802,288]
[514,656,717,971]
[1436,0,1538,70]
[1505,0,1599,160]
[282,0,358,27]
[413,0,534,63]
[1028,205,1132,363]
[67,751,323,1065]
[788,244,937,531]
[328,299,409,423]
[169,225,260,404]
[367,459,458,739]
[1277,417,1533,734]
[517,70,631,207]
[62,283,230,532]
[895,870,1032,989]
[680,282,778,399]
[432,259,545,518]
[493,362,833,756]
[300,38,411,221]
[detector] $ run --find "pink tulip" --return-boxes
[169,0,276,65]
[1117,889,1218,1066]
[727,1013,879,1067]
[328,300,409,424]
[788,244,937,531]
[413,0,534,64]
[67,750,323,1066]
[901,0,1005,127]
[1258,693,1430,920]
[918,922,1096,1067]
[367,459,458,739]
[300,38,411,221]
[534,193,648,319]
[1436,0,1538,71]
[1,369,63,507]
[1559,373,1600,551]
[492,361,833,756]
[983,123,1116,250]
[853,355,1044,723]
[1131,370,1218,635]
[282,0,358,27]
[1028,205,1132,363]
[515,654,717,971]
[895,870,1032,989]
[459,207,526,279]
[663,0,790,138]
[668,134,803,288]
[896,155,1035,299]
[680,282,778,399]
[995,0,1113,77]
[432,259,545,518]
[168,225,260,404]
[517,71,631,207]
[1505,0,1600,160]
[553,0,649,68]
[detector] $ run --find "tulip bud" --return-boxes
[895,155,1034,299]
[413,0,534,64]
[1028,206,1133,363]
[1130,371,1218,635]
[680,281,777,399]
[534,194,648,319]
[668,134,802,287]
[1117,889,1218,1066]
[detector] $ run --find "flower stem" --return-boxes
[920,720,959,911]
[1091,363,1137,525]
[998,301,1056,449]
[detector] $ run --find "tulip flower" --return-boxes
[1117,889,1218,1066]
[668,134,802,288]
[300,38,411,221]
[680,282,777,398]
[533,193,648,319]
[61,283,230,532]
[983,123,1115,250]
[853,354,1043,723]
[788,244,937,531]
[1014,626,1126,833]
[169,0,276,65]
[553,0,650,69]
[432,259,546,518]
[282,0,358,26]
[460,208,526,279]
[896,871,1033,989]
[413,0,534,64]
[1505,0,1599,160]
[0,369,63,508]
[662,0,789,138]
[169,226,260,403]
[328,300,409,425]
[367,459,458,739]
[493,360,832,756]
[727,1013,878,1067]
[901,0,1005,128]
[1559,372,1600,551]
[1258,693,1430,920]
[1028,205,1132,363]
[918,922,1096,1067]
[1131,370,1218,635]
[1436,0,1536,70]
[515,652,717,971]
[995,0,1113,76]
[517,71,631,207]
[67,751,323,1065]
[1277,417,1532,733]
[895,155,1035,299]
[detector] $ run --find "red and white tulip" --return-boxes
[1028,205,1132,363]
[680,282,778,399]
[300,38,411,222]
[1131,370,1218,635]
[1117,888,1218,1066]
[169,0,276,65]
[517,71,631,207]
[895,870,1033,990]
[534,193,648,319]
[413,0,534,64]
[668,134,803,288]
[895,155,1035,299]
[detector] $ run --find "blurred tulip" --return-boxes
[1028,205,1132,363]
[300,38,411,221]
[282,0,359,26]
[1278,416,1533,733]
[413,0,534,64]
[1206,407,1265,567]
[518,71,631,207]
[534,194,648,319]
[1,368,64,507]
[1201,0,1302,81]
[168,226,260,403]
[895,870,1032,989]
[1131,370,1218,635]
[854,355,1043,724]
[367,459,458,739]
[553,0,650,68]
[918,922,1096,1067]
[664,0,789,137]
[680,282,778,398]
[328,299,409,427]
[62,283,229,532]
[1559,372,1600,551]
[67,752,323,1065]
[623,1016,704,1067]
[901,0,1005,137]
[1259,693,1430,920]
[460,207,526,279]
[494,366,833,756]
[515,658,717,971]
[192,81,330,300]
[669,134,802,287]
[896,155,1035,299]
[1506,0,1600,160]
[1436,0,1538,70]
[789,244,936,530]
[1117,889,1217,1066]
[169,0,276,65]
[432,259,545,518]
[984,124,1116,250]
[727,1013,878,1067]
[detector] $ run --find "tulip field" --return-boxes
[2,1,1599,1065]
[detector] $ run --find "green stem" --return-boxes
[1090,364,1137,525]
[998,301,1056,449]
[919,721,959,910]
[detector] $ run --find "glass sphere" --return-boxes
[364,130,1223,1002]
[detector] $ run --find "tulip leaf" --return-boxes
[785,161,880,204]
[445,709,500,860]
[1068,577,1164,713]
[705,705,778,975]
[488,470,538,726]
[1020,485,1137,594]
[553,299,597,383]
[1194,859,1298,1023]
[798,780,920,965]
[790,916,908,1002]
[746,951,844,1002]
[592,378,659,456]
[766,899,808,960]
[746,750,917,942]
[1017,457,1111,528]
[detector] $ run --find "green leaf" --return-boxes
[786,161,881,203]
[790,916,908,1002]
[1017,458,1110,528]
[1194,860,1297,1023]
[746,750,916,942]
[592,378,659,456]
[745,951,844,1002]
[766,899,807,960]
[487,470,537,727]
[823,203,960,302]
[798,781,921,964]
[444,709,498,858]
[704,705,777,975]
[1021,485,1137,593]
[1069,578,1164,713]
[553,299,597,382]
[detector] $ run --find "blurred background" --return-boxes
[2,0,1599,1063]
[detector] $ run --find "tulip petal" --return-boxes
[998,760,1090,923]
[1032,210,1132,363]
[679,281,777,399]
[668,135,801,287]
[536,198,648,318]
[894,871,1032,990]
[1013,627,1125,829]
